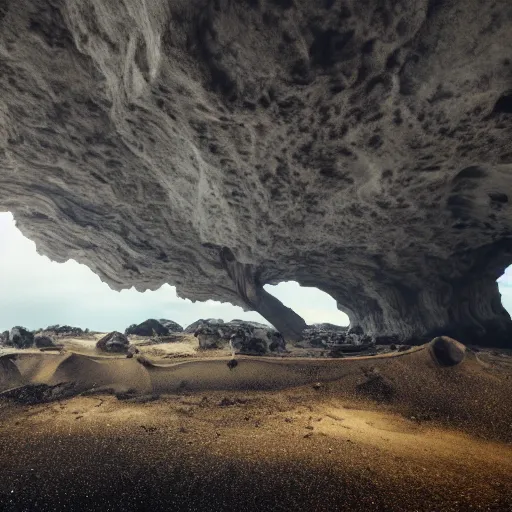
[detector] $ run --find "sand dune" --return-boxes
[0,339,511,511]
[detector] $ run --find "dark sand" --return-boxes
[0,341,511,511]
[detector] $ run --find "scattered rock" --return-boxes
[34,334,57,348]
[430,336,466,366]
[398,345,411,352]
[302,325,374,351]
[0,382,77,404]
[218,397,248,407]
[8,327,34,349]
[44,325,84,337]
[125,319,175,337]
[226,359,238,370]
[96,331,130,353]
[312,382,323,390]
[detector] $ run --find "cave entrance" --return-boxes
[263,281,349,327]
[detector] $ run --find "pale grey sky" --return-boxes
[0,212,350,332]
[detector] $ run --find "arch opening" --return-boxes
[263,281,350,328]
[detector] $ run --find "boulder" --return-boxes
[158,319,183,332]
[34,334,57,348]
[192,319,285,354]
[9,327,34,349]
[44,325,84,337]
[126,345,140,359]
[96,331,130,353]
[184,319,224,334]
[301,324,374,349]
[430,337,466,366]
[197,332,223,350]
[125,319,170,337]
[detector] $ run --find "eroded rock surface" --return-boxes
[96,331,130,353]
[1,1,512,345]
[194,319,285,354]
[125,319,178,337]
[8,327,34,349]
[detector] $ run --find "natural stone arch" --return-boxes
[0,0,511,347]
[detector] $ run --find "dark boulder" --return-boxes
[125,319,171,337]
[430,336,466,366]
[0,382,78,404]
[158,319,183,332]
[302,324,374,350]
[44,325,84,337]
[34,334,57,348]
[185,318,224,334]
[9,327,34,349]
[96,331,130,353]
[193,319,285,354]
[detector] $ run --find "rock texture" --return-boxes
[125,319,174,337]
[96,331,130,353]
[193,319,285,354]
[8,327,34,349]
[158,319,183,332]
[34,334,57,348]
[1,1,512,345]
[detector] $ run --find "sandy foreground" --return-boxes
[0,337,511,511]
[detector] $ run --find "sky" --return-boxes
[0,212,350,332]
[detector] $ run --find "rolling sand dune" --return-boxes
[1,339,511,511]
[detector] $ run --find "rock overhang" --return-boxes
[0,0,512,344]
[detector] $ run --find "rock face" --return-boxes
[1,1,512,346]
[125,319,173,337]
[8,327,34,349]
[96,331,130,353]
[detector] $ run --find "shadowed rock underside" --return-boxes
[1,0,512,344]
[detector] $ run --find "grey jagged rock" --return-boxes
[125,319,173,337]
[34,334,57,348]
[194,319,285,354]
[185,319,225,334]
[0,1,512,346]
[96,331,130,353]
[44,325,84,337]
[8,327,34,349]
[158,319,183,332]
